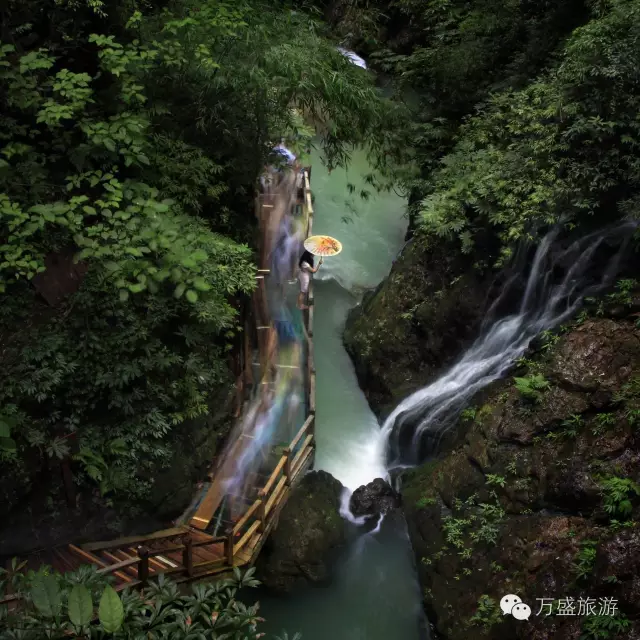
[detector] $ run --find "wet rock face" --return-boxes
[343,238,497,418]
[550,319,640,392]
[349,477,402,518]
[400,310,640,639]
[255,470,347,593]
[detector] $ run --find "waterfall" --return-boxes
[375,222,637,469]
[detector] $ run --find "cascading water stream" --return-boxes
[378,222,636,469]
[255,147,426,640]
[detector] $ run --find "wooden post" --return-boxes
[224,528,234,566]
[284,448,292,486]
[258,490,267,532]
[137,546,149,586]
[182,534,193,578]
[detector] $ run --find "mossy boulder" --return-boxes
[402,311,640,639]
[256,470,347,593]
[343,237,497,417]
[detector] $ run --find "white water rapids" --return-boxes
[373,222,636,475]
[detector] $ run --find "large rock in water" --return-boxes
[350,478,401,518]
[256,470,346,593]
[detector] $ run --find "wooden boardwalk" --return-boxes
[4,169,317,594]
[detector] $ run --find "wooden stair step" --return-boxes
[195,543,223,562]
[188,530,215,542]
[153,552,181,569]
[67,545,132,585]
[80,528,188,553]
[104,550,138,578]
[51,548,78,573]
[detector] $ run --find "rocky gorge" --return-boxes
[341,234,640,639]
[256,235,640,639]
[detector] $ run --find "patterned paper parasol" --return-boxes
[304,235,343,257]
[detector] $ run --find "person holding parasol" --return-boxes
[297,235,342,310]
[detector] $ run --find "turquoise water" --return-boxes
[257,148,426,640]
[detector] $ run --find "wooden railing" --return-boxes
[225,166,317,561]
[3,168,317,602]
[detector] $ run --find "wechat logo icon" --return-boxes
[500,594,531,621]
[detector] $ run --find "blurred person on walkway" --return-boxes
[297,250,322,310]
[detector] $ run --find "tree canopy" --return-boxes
[0,0,397,527]
[322,0,640,263]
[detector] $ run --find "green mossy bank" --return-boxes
[256,471,347,593]
[343,238,493,418]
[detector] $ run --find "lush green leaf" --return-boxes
[68,583,93,627]
[98,585,124,633]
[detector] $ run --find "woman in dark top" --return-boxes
[297,250,322,310]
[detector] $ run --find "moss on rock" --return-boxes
[344,237,496,417]
[402,310,640,639]
[256,470,347,593]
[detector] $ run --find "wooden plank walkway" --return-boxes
[5,168,317,593]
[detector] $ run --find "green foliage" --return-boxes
[514,374,550,402]
[573,540,597,581]
[606,278,637,306]
[515,356,542,374]
[460,406,477,422]
[30,574,62,618]
[559,413,585,438]
[485,474,506,488]
[592,412,617,435]
[469,501,504,546]
[540,330,561,352]
[614,375,640,403]
[396,0,640,262]
[416,495,437,508]
[598,476,640,517]
[0,0,400,515]
[467,595,503,631]
[441,491,504,553]
[68,583,93,628]
[1,566,266,639]
[442,516,471,549]
[581,613,632,639]
[475,404,493,424]
[563,414,585,429]
[0,412,17,454]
